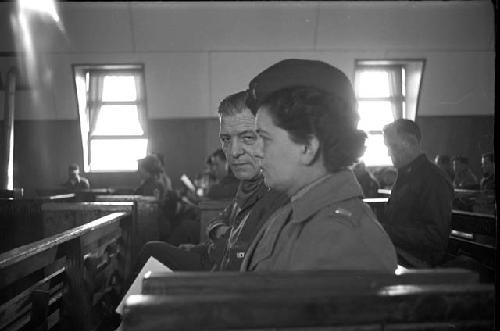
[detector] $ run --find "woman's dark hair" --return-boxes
[260,86,366,173]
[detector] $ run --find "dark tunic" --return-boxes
[207,174,288,270]
[382,154,454,267]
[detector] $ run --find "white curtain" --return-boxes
[387,66,403,120]
[87,71,106,135]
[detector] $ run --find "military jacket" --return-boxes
[241,170,398,272]
[382,154,454,267]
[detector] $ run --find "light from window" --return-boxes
[357,101,394,132]
[355,66,404,167]
[356,71,391,98]
[93,105,144,136]
[102,75,137,102]
[90,139,148,171]
[359,133,392,166]
[74,65,148,172]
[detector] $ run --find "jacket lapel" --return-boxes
[243,204,292,270]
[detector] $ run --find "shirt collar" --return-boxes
[290,169,364,224]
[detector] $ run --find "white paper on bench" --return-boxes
[116,256,172,314]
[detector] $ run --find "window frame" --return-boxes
[72,64,149,173]
[353,59,425,167]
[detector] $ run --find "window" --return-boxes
[354,60,424,166]
[73,65,148,172]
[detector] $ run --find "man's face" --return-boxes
[219,108,261,180]
[384,131,411,168]
[255,107,303,193]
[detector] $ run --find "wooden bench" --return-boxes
[140,268,478,295]
[41,201,135,237]
[95,195,161,253]
[445,210,496,282]
[122,270,494,331]
[0,212,132,331]
[0,199,137,253]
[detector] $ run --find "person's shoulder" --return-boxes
[308,197,370,229]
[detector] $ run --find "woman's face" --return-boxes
[255,107,304,194]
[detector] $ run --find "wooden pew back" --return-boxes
[0,212,131,331]
[41,201,134,237]
[446,210,496,282]
[141,268,479,295]
[123,270,494,331]
[95,195,160,253]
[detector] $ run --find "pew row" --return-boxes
[0,212,132,331]
[41,201,135,237]
[123,270,494,331]
[95,195,161,252]
[140,269,479,295]
[1,196,160,255]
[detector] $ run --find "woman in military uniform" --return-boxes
[241,59,397,272]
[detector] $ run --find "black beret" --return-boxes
[246,59,355,113]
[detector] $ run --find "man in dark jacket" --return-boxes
[382,119,454,268]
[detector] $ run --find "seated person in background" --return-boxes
[241,59,397,272]
[434,154,454,181]
[205,148,240,200]
[135,154,167,201]
[452,156,479,189]
[382,119,454,268]
[153,152,173,192]
[134,90,287,272]
[480,152,495,192]
[63,163,90,190]
[352,162,379,198]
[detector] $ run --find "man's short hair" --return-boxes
[218,91,249,116]
[482,152,494,163]
[383,119,422,143]
[453,156,469,165]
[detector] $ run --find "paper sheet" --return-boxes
[116,256,172,314]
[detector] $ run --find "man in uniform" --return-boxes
[382,119,454,268]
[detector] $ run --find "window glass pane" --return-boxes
[102,75,137,102]
[357,101,394,132]
[90,138,148,171]
[359,133,392,166]
[92,105,144,135]
[356,70,390,98]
